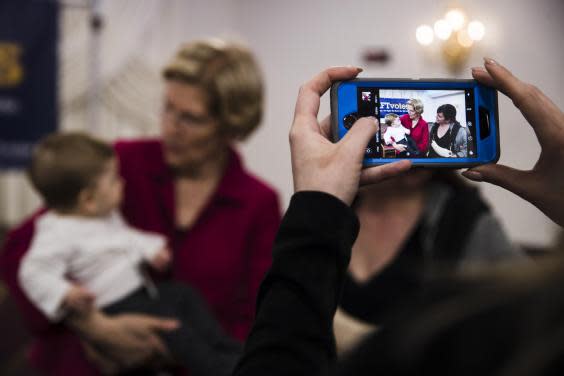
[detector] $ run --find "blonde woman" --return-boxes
[400,98,429,154]
[2,39,281,374]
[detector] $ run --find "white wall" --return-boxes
[233,0,564,246]
[1,0,563,247]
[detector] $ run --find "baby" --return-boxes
[382,113,420,157]
[19,132,240,375]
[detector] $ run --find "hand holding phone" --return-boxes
[290,67,411,205]
[331,78,499,167]
[464,59,564,227]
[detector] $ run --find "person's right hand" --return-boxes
[68,310,179,371]
[463,58,564,226]
[290,66,411,205]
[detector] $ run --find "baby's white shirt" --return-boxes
[383,126,409,145]
[18,211,165,321]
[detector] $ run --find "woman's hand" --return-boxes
[67,310,179,371]
[392,143,407,153]
[463,58,564,226]
[290,66,411,205]
[431,140,452,158]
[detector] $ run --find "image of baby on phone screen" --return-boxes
[382,113,420,157]
[18,132,240,375]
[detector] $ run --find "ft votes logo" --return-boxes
[0,42,24,87]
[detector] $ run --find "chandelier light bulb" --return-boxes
[467,20,485,41]
[445,9,466,31]
[457,29,474,48]
[434,19,452,40]
[416,24,434,45]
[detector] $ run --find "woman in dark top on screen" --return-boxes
[428,103,469,158]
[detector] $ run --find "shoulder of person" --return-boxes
[113,138,162,162]
[233,169,279,205]
[225,150,279,203]
[456,124,469,136]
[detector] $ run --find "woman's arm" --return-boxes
[233,192,360,376]
[453,126,468,157]
[418,119,430,153]
[431,140,452,157]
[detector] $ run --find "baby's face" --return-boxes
[90,158,124,216]
[392,118,401,127]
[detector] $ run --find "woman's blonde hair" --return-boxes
[162,38,263,140]
[407,98,424,115]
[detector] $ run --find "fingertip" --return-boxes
[346,65,363,73]
[167,320,181,330]
[484,57,498,66]
[462,169,483,182]
[397,159,412,169]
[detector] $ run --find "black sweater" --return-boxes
[233,191,564,376]
[233,191,358,375]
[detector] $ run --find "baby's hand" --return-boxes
[150,247,172,272]
[64,285,95,315]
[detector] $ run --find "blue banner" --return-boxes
[0,0,59,169]
[379,98,409,118]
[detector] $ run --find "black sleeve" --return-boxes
[233,191,360,376]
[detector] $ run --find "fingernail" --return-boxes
[471,66,486,72]
[484,57,497,65]
[346,65,363,72]
[462,170,483,182]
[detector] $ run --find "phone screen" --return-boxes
[353,87,477,159]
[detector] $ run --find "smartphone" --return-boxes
[330,79,499,167]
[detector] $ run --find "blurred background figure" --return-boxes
[1,35,280,375]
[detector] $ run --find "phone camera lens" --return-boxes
[343,113,359,129]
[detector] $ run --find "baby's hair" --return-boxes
[28,132,115,211]
[384,113,399,126]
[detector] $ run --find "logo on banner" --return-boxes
[379,98,409,117]
[0,42,24,87]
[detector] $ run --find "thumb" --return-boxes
[462,164,533,199]
[340,117,378,160]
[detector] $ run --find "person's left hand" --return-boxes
[290,67,411,205]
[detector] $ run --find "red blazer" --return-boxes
[400,113,429,155]
[0,139,281,375]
